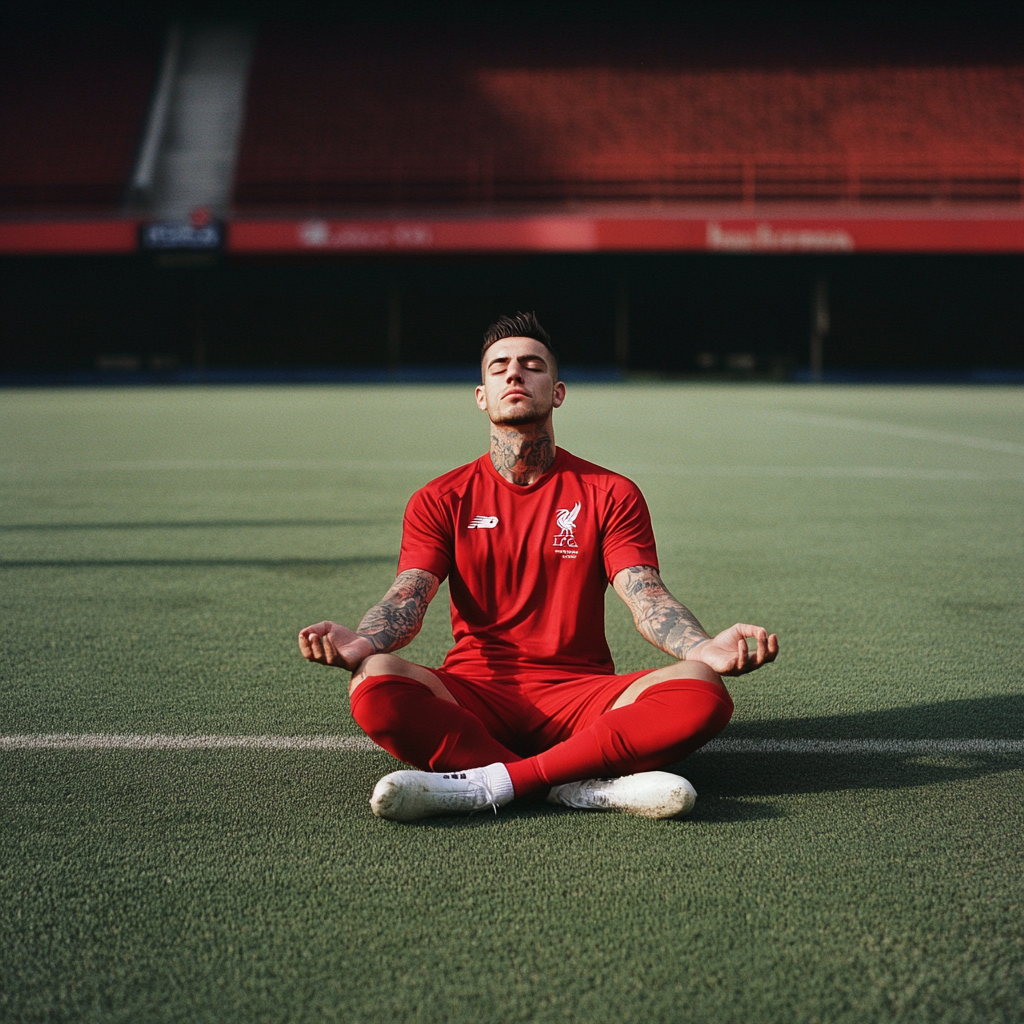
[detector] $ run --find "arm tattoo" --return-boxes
[613,565,711,660]
[356,569,439,653]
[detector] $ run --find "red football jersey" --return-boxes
[398,448,659,681]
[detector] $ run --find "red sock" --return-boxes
[505,677,734,798]
[349,674,522,772]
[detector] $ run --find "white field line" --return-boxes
[1,733,381,751]
[1,734,1021,755]
[769,411,1024,457]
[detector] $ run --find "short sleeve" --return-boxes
[601,478,659,582]
[397,485,454,580]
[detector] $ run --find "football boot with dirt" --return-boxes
[546,771,697,819]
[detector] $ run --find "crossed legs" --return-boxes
[349,654,733,802]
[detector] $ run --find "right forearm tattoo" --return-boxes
[615,564,710,660]
[356,569,439,653]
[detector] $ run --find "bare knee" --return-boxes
[664,660,722,686]
[612,659,725,709]
[348,654,458,704]
[349,653,411,692]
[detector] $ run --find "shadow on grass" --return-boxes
[680,749,1019,811]
[384,794,786,828]
[368,694,1023,827]
[0,519,375,531]
[685,795,787,824]
[0,556,395,570]
[674,693,1024,821]
[726,693,1024,740]
[9,697,1017,830]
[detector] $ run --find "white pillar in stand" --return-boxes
[131,23,255,218]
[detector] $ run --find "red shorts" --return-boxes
[427,665,658,758]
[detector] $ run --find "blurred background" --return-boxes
[1,0,1021,383]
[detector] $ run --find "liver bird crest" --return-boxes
[556,502,581,536]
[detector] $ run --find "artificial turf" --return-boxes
[2,383,1022,1022]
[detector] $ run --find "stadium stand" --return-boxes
[234,22,1024,209]
[0,27,161,212]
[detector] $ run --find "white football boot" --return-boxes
[370,763,515,822]
[546,771,697,819]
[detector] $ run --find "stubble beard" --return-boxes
[491,405,547,427]
[490,390,553,428]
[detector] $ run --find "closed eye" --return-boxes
[488,358,546,374]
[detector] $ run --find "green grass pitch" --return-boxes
[2,382,1022,1023]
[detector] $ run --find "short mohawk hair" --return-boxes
[481,312,558,372]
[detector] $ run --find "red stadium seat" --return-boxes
[0,27,161,213]
[234,23,1024,209]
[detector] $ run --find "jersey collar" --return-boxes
[479,447,564,493]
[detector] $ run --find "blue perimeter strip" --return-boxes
[1,366,1023,387]
[789,368,1024,384]
[0,365,624,387]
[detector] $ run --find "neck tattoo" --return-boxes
[489,429,556,486]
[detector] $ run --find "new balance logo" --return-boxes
[468,516,499,529]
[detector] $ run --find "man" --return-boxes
[300,312,778,821]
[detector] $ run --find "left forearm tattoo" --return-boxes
[614,564,710,660]
[355,569,438,653]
